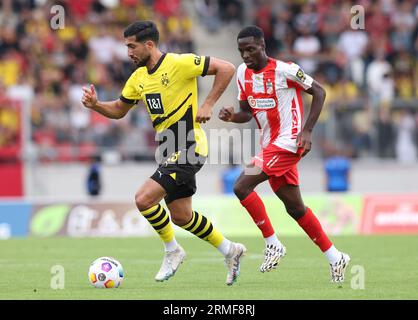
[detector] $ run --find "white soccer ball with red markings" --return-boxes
[88,257,124,288]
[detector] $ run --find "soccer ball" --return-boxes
[88,257,124,288]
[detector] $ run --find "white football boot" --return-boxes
[224,242,247,286]
[260,244,286,273]
[329,252,351,283]
[155,245,186,282]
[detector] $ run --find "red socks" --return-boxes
[240,191,275,238]
[297,207,332,252]
[240,193,332,253]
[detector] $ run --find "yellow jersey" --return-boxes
[120,53,210,158]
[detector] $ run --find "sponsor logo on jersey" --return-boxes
[194,55,201,65]
[247,96,276,109]
[291,100,299,139]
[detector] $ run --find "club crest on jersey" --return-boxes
[248,96,276,109]
[296,68,306,82]
[161,73,169,86]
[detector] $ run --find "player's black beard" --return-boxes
[135,54,150,68]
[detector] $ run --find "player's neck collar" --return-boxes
[148,53,167,75]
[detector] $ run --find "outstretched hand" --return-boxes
[81,84,98,109]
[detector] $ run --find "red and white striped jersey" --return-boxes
[237,58,313,153]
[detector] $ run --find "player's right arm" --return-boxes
[82,84,133,119]
[218,100,252,123]
[218,63,252,123]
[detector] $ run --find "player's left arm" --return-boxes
[196,57,235,123]
[298,80,326,156]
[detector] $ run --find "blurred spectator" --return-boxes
[324,148,351,192]
[395,110,417,163]
[221,163,241,195]
[86,161,101,196]
[375,107,395,158]
[293,26,321,74]
[390,1,416,52]
[317,2,344,49]
[254,0,276,57]
[337,28,368,62]
[271,4,293,55]
[366,49,394,107]
[367,3,391,40]
[153,0,180,19]
[218,0,243,26]
[194,0,221,33]
[294,2,318,35]
[351,109,372,158]
[0,81,21,160]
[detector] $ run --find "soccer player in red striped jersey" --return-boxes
[218,25,350,283]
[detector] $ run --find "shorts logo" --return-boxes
[296,68,306,82]
[194,55,201,65]
[266,155,280,168]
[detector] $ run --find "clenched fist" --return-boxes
[218,106,234,122]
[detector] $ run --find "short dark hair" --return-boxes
[237,25,264,41]
[124,20,159,43]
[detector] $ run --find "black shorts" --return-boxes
[150,150,206,204]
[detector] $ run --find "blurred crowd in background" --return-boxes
[0,0,195,162]
[0,0,417,164]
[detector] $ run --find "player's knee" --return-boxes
[286,204,306,220]
[135,192,155,212]
[171,212,192,226]
[233,181,250,200]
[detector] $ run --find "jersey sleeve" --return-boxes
[236,63,247,101]
[176,53,210,79]
[283,62,313,90]
[120,72,142,105]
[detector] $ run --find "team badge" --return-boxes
[161,73,169,86]
[296,68,306,82]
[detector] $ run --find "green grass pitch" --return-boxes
[0,235,417,300]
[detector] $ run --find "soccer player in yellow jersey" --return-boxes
[81,21,246,285]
